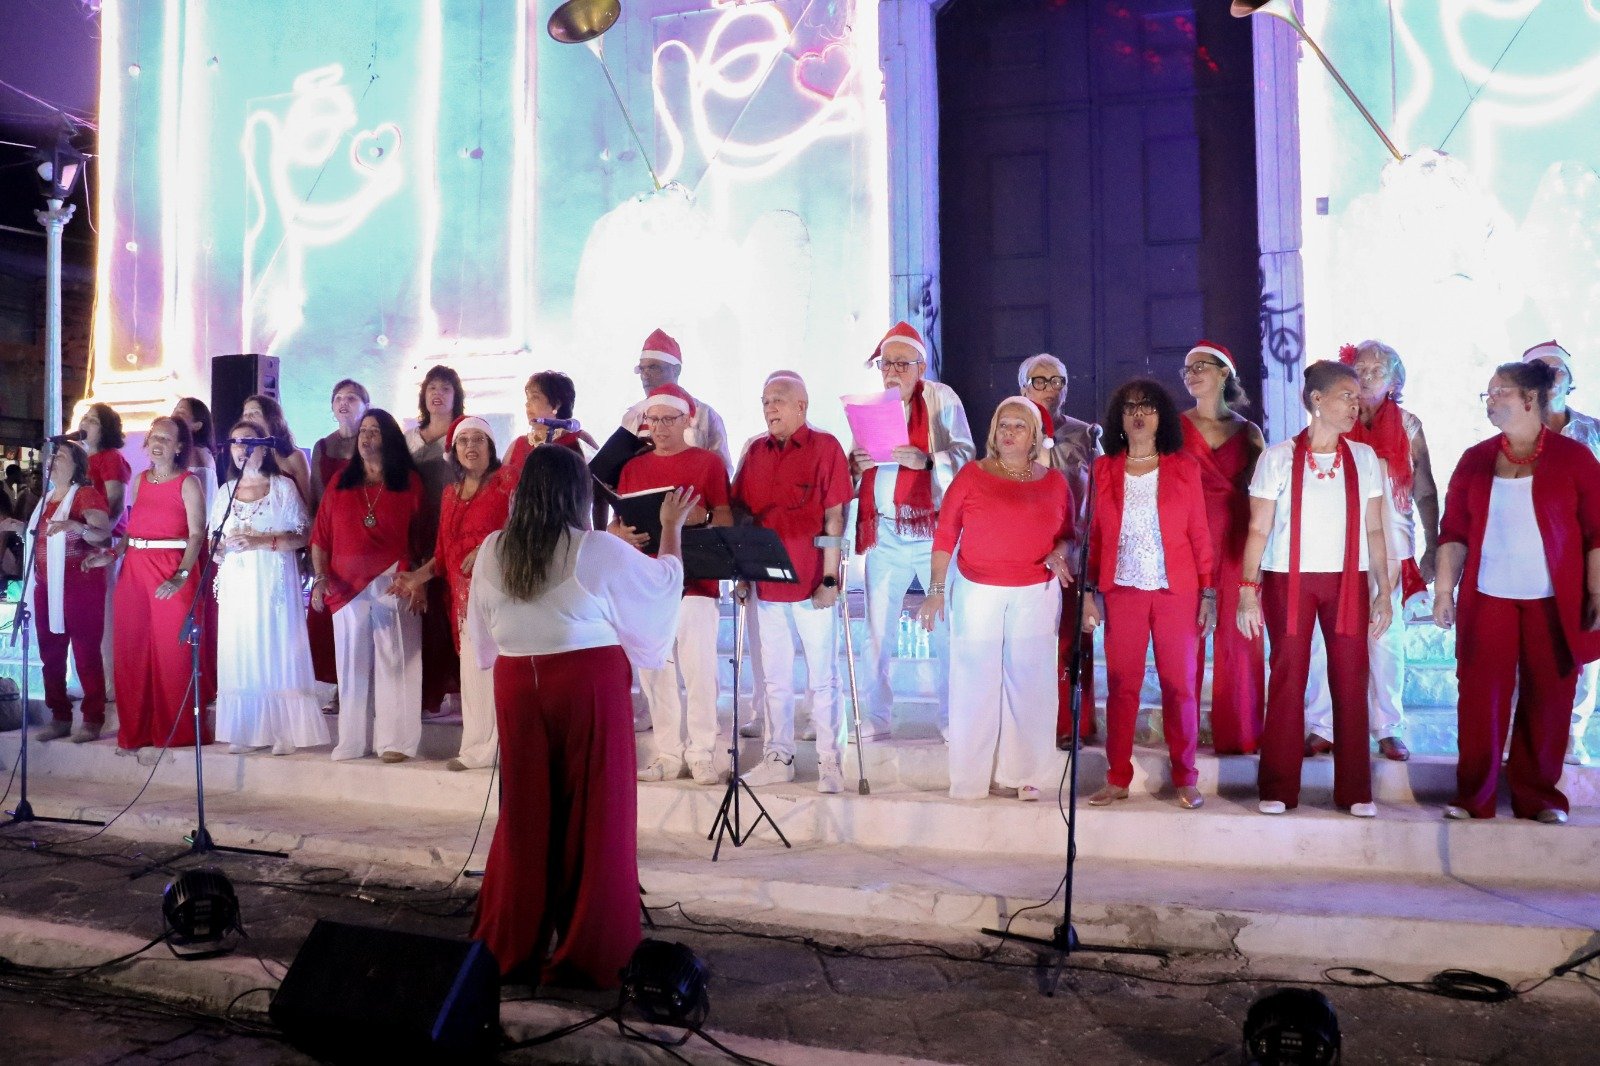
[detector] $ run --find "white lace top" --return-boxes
[1114,469,1167,590]
[208,475,309,538]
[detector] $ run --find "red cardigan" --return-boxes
[1440,432,1600,666]
[1086,451,1215,594]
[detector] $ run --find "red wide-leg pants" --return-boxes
[1453,594,1577,819]
[34,569,107,725]
[473,645,640,988]
[1259,572,1371,809]
[113,547,211,749]
[1102,586,1201,789]
[1199,554,1265,754]
[1055,589,1097,741]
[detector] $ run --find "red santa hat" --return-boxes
[867,321,927,367]
[1027,398,1055,440]
[640,329,682,366]
[1187,340,1237,377]
[1522,339,1572,377]
[631,383,696,421]
[445,415,493,450]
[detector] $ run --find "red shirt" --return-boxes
[1086,452,1215,594]
[88,448,132,535]
[618,446,731,599]
[436,468,514,642]
[502,432,583,483]
[32,486,110,573]
[932,464,1072,586]
[731,425,853,602]
[311,471,425,613]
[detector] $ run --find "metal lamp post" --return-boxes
[35,129,85,439]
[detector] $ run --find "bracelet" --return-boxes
[927,582,946,596]
[312,575,328,587]
[1238,580,1262,593]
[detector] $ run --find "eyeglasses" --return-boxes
[640,414,684,427]
[1478,386,1522,402]
[1028,375,1067,389]
[634,363,672,376]
[1355,365,1390,381]
[877,359,923,373]
[1179,361,1225,378]
[1121,401,1157,416]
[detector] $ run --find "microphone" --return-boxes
[227,435,280,449]
[46,430,85,444]
[531,416,581,433]
[1087,423,1103,443]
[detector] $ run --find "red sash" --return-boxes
[1288,431,1363,636]
[1345,397,1413,512]
[856,381,936,552]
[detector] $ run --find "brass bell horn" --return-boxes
[1232,0,1403,161]
[547,0,661,189]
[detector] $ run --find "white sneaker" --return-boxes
[816,754,844,794]
[1258,800,1287,815]
[636,755,684,783]
[738,721,762,739]
[741,751,795,787]
[687,756,723,786]
[1348,802,1377,818]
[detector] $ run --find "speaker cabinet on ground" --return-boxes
[269,919,499,1063]
[210,354,279,442]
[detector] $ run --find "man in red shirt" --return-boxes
[615,384,733,787]
[731,374,853,793]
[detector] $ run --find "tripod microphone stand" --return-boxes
[131,444,286,878]
[981,426,1165,994]
[3,442,105,830]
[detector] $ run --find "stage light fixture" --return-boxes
[162,868,243,956]
[1242,988,1341,1065]
[620,939,710,1039]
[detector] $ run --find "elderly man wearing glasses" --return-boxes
[848,322,975,743]
[620,329,733,473]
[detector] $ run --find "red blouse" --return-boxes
[311,471,425,613]
[1085,451,1215,594]
[618,446,732,599]
[88,448,132,535]
[31,486,109,573]
[502,432,583,483]
[436,468,513,643]
[932,464,1072,587]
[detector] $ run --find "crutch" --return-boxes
[816,535,869,794]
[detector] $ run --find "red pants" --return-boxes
[113,548,212,749]
[307,598,338,685]
[421,579,459,711]
[1055,590,1097,741]
[1454,594,1577,819]
[34,568,107,725]
[473,645,639,988]
[1102,587,1200,788]
[1199,556,1264,753]
[1260,572,1371,808]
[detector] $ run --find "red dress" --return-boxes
[435,471,513,647]
[306,449,348,685]
[115,472,211,749]
[87,448,132,536]
[1180,417,1265,754]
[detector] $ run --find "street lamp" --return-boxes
[35,126,86,440]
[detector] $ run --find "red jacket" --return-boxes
[1086,451,1214,594]
[1440,432,1600,666]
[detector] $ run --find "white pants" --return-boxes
[640,595,722,762]
[946,573,1059,800]
[1305,576,1404,740]
[331,577,422,760]
[1574,661,1599,735]
[861,528,948,735]
[739,591,767,729]
[455,622,498,768]
[754,591,844,760]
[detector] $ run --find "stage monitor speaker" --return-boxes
[210,353,279,442]
[269,919,500,1064]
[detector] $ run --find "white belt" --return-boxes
[127,537,186,550]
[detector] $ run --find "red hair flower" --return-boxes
[1337,343,1359,365]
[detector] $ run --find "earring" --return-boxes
[1312,407,1321,420]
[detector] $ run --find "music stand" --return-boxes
[682,526,796,861]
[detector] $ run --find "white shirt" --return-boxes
[466,528,683,670]
[1477,477,1555,599]
[1114,469,1167,590]
[1249,439,1384,573]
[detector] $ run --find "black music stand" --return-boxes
[683,526,796,861]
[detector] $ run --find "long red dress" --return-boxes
[114,472,212,749]
[1180,417,1265,754]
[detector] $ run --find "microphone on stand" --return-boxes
[226,435,281,449]
[45,430,85,444]
[531,417,582,433]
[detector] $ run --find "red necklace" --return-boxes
[1499,428,1545,466]
[1306,448,1342,480]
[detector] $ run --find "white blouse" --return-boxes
[466,528,683,671]
[1477,477,1554,599]
[1249,439,1384,573]
[1114,469,1167,590]
[209,475,308,538]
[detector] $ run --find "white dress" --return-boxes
[210,475,330,749]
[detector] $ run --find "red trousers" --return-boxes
[1198,557,1264,753]
[1102,587,1200,788]
[1453,594,1577,819]
[1260,572,1371,809]
[473,644,640,988]
[307,598,338,685]
[421,579,459,711]
[33,568,107,725]
[1055,590,1097,741]
[113,547,213,749]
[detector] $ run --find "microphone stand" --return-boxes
[3,442,105,829]
[131,444,286,877]
[980,426,1165,994]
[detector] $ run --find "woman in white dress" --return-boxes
[211,419,330,755]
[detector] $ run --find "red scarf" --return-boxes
[856,380,936,553]
[1345,397,1413,512]
[1288,430,1363,636]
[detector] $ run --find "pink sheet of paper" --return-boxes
[841,388,908,463]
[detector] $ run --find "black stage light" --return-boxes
[1242,988,1341,1065]
[162,868,242,957]
[621,939,710,1036]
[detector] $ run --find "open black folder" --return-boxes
[681,526,798,585]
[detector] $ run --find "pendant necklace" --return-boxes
[362,483,380,528]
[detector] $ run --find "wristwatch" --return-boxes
[820,576,838,589]
[172,568,191,582]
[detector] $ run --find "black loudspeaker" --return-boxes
[210,353,279,440]
[269,919,500,1063]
